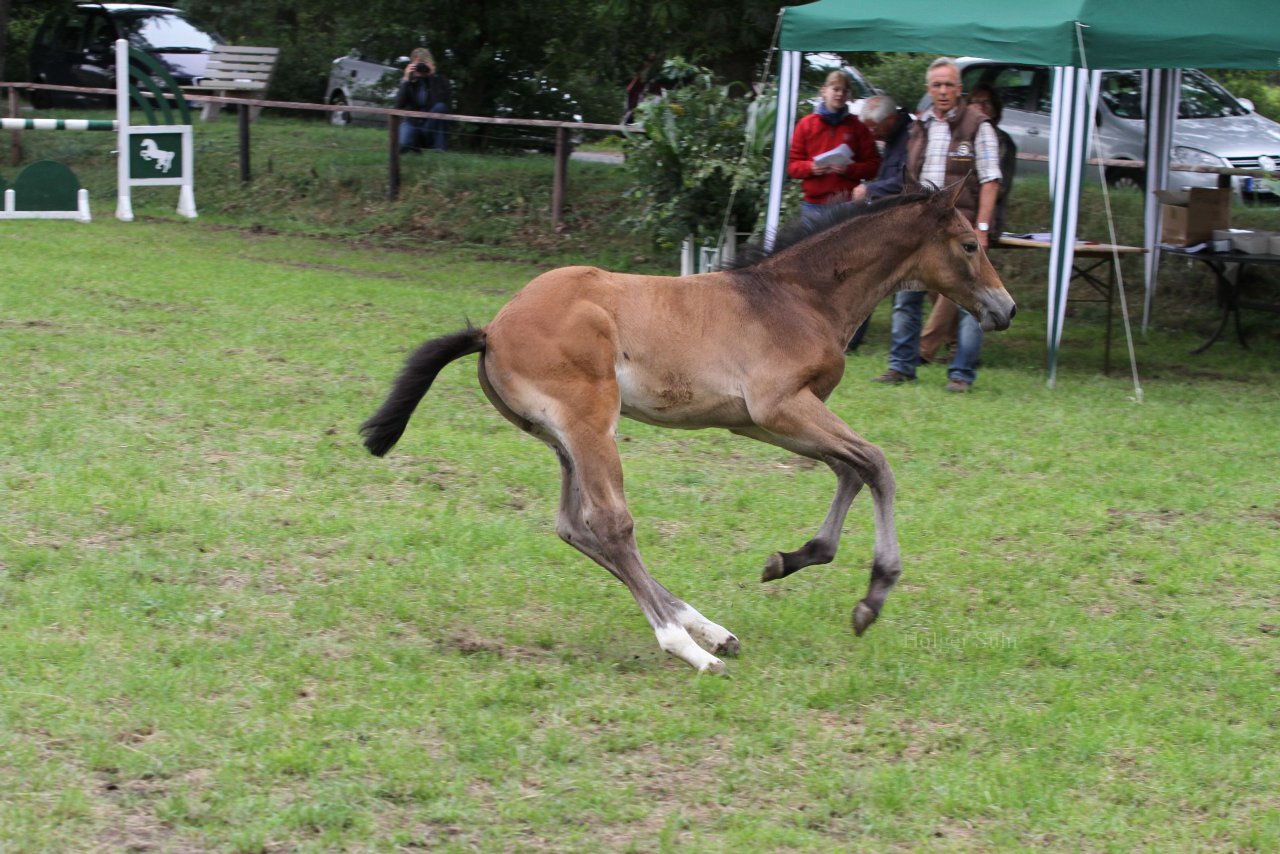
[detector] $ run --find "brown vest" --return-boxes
[905,105,991,225]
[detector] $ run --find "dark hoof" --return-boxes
[761,552,786,582]
[715,635,741,657]
[852,601,878,636]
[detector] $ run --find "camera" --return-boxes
[413,62,429,74]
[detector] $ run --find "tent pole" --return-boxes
[764,51,800,251]
[1046,66,1093,388]
[1142,69,1179,332]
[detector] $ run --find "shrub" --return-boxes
[862,53,935,112]
[622,59,776,249]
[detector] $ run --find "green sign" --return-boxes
[129,132,185,179]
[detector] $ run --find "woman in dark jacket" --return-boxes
[395,49,451,152]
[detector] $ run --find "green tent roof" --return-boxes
[780,0,1280,69]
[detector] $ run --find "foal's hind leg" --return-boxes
[741,391,902,636]
[478,330,735,672]
[550,434,737,672]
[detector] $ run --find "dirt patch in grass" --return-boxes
[91,771,211,854]
[581,737,736,851]
[441,627,560,663]
[1243,504,1280,528]
[250,257,414,281]
[1105,507,1184,530]
[1,318,64,331]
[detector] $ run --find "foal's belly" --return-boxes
[615,362,751,428]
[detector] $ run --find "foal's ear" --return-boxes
[944,174,970,209]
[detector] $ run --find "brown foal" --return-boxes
[361,185,1015,674]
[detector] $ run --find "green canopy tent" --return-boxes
[768,0,1280,385]
[779,0,1280,68]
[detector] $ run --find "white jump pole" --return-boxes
[115,38,133,222]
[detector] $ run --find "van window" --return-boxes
[33,14,63,50]
[965,65,1038,113]
[1098,70,1248,121]
[83,12,116,52]
[1179,70,1248,119]
[1033,69,1053,114]
[56,14,87,54]
[115,10,221,52]
[1101,73,1143,120]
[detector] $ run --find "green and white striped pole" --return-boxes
[0,118,117,131]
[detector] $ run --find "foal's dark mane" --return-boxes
[723,189,936,273]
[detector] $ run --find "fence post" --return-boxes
[8,86,20,166]
[388,115,401,200]
[238,103,251,184]
[552,126,569,229]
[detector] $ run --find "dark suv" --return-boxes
[28,3,224,108]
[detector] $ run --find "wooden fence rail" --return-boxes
[2,81,637,229]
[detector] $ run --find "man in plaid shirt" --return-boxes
[873,57,1001,393]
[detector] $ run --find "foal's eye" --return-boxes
[962,240,979,255]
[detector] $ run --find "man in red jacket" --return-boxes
[787,70,881,227]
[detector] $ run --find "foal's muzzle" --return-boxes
[978,292,1017,332]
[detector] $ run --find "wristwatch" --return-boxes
[977,222,990,232]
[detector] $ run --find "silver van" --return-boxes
[325,50,405,126]
[953,58,1280,199]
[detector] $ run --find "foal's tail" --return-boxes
[360,326,486,457]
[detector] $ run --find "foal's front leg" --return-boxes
[761,458,864,582]
[741,392,902,636]
[730,425,866,582]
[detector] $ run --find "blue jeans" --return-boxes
[800,201,828,228]
[398,102,448,151]
[888,291,983,383]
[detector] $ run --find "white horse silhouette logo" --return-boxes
[139,138,175,174]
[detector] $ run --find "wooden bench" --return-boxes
[183,45,280,121]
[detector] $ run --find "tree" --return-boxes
[4,0,787,141]
[601,0,783,91]
[0,0,9,81]
[2,0,67,82]
[622,59,776,249]
[181,0,620,137]
[176,0,784,125]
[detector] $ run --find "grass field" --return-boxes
[2,214,1278,852]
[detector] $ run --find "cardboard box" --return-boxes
[1157,188,1232,246]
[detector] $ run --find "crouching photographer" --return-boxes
[395,49,451,153]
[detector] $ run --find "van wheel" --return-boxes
[1106,166,1145,191]
[329,93,351,126]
